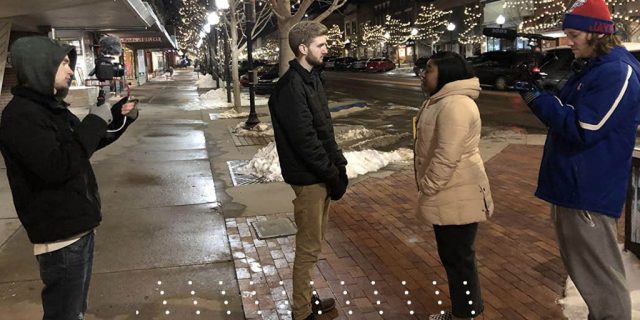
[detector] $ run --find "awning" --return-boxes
[1,0,176,49]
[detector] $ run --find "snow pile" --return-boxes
[558,246,640,319]
[237,142,413,182]
[196,76,220,89]
[343,148,413,178]
[150,73,174,81]
[331,106,369,118]
[218,109,250,119]
[335,128,381,143]
[388,105,420,111]
[234,122,273,137]
[237,143,282,181]
[482,128,527,142]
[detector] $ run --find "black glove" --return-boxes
[338,165,349,188]
[327,173,347,201]
[514,81,543,105]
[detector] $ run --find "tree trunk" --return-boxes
[278,20,294,76]
[230,4,241,110]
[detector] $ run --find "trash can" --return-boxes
[624,149,640,258]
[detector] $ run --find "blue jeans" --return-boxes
[36,231,94,320]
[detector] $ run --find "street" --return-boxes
[323,70,548,133]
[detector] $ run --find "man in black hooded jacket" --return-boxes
[0,36,138,319]
[268,21,347,320]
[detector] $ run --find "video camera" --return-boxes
[91,36,125,81]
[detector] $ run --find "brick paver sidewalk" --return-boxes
[227,144,621,320]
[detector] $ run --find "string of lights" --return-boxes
[414,4,452,46]
[458,4,485,46]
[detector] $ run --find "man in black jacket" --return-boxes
[0,36,138,319]
[268,21,348,320]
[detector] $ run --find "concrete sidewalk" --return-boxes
[0,68,606,319]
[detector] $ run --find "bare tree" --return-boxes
[217,0,273,109]
[415,4,452,53]
[268,0,348,75]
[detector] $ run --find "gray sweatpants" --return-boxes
[551,205,631,320]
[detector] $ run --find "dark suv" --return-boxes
[472,50,541,90]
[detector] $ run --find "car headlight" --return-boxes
[271,78,279,83]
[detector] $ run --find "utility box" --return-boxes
[625,149,640,258]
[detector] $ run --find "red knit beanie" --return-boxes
[562,0,614,34]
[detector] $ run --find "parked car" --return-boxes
[413,56,428,77]
[239,59,269,75]
[240,64,271,87]
[255,63,280,95]
[349,58,370,71]
[323,56,338,70]
[471,50,541,90]
[366,58,396,72]
[540,42,640,91]
[334,57,357,71]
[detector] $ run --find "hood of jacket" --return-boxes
[429,77,481,102]
[10,36,77,101]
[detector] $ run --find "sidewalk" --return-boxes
[0,69,619,319]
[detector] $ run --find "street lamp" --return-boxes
[410,28,418,65]
[496,15,506,28]
[447,23,456,51]
[215,0,229,10]
[243,0,260,129]
[496,15,506,50]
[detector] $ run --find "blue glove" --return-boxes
[514,81,543,105]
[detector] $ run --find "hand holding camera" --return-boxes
[90,102,113,124]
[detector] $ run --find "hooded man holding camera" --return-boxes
[518,0,640,318]
[0,36,138,319]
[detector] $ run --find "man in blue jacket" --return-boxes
[519,0,639,318]
[0,37,138,319]
[268,21,347,320]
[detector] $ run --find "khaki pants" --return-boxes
[552,205,631,320]
[291,183,330,320]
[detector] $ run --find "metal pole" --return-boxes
[244,0,260,128]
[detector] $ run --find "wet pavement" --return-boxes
[0,68,588,319]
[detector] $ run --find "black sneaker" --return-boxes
[311,292,336,313]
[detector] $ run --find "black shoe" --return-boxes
[293,313,316,320]
[311,292,336,313]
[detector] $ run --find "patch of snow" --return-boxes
[218,109,250,119]
[149,73,174,82]
[196,76,221,89]
[388,105,420,111]
[335,128,381,143]
[558,245,640,319]
[234,122,273,137]
[332,106,369,118]
[237,142,413,182]
[183,90,269,110]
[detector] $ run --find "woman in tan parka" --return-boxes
[414,51,493,320]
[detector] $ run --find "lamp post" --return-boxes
[447,22,456,52]
[496,14,505,28]
[384,31,390,59]
[410,27,418,65]
[244,0,260,129]
[496,15,506,50]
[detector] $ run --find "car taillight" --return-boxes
[531,66,540,73]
